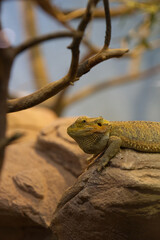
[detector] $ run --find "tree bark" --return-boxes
[0,47,14,171]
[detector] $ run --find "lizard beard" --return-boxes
[73,132,108,154]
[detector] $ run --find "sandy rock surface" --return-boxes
[37,117,88,176]
[0,142,71,228]
[51,149,160,240]
[7,107,57,142]
[0,114,87,240]
[3,110,160,240]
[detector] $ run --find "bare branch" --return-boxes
[62,0,159,20]
[7,47,128,113]
[7,0,100,113]
[41,5,136,22]
[77,48,129,77]
[34,0,66,22]
[0,1,2,30]
[75,0,127,78]
[34,0,74,31]
[0,47,14,172]
[13,31,75,57]
[67,0,99,78]
[21,0,50,89]
[103,0,111,47]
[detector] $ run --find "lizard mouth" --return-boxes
[67,126,91,136]
[67,126,107,137]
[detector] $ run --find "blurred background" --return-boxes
[1,0,160,121]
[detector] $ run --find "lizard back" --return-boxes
[110,121,160,152]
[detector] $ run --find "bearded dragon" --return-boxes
[67,116,160,171]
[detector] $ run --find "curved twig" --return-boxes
[103,0,111,47]
[62,6,136,20]
[7,47,128,113]
[77,48,128,77]
[7,0,100,113]
[0,2,2,30]
[13,31,76,57]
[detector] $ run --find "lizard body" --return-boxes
[67,116,160,170]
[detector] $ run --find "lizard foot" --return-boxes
[87,152,105,170]
[97,157,110,172]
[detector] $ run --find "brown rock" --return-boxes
[7,107,57,142]
[37,117,88,176]
[0,116,88,239]
[0,142,75,228]
[13,169,46,199]
[51,149,160,240]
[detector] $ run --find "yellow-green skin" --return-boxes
[67,116,160,155]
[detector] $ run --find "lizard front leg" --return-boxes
[98,136,122,171]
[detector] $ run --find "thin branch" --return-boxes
[77,48,128,78]
[103,0,111,48]
[0,47,14,172]
[0,1,2,30]
[7,0,100,113]
[37,0,159,23]
[65,64,160,107]
[13,31,75,57]
[34,0,66,22]
[62,5,136,20]
[7,47,128,113]
[66,0,99,85]
[77,0,129,77]
[21,0,50,88]
[34,0,74,31]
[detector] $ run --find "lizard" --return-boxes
[67,116,160,171]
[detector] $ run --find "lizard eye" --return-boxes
[82,120,86,123]
[97,122,102,126]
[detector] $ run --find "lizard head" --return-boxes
[67,116,111,154]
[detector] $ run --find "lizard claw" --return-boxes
[97,164,104,172]
[97,156,110,172]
